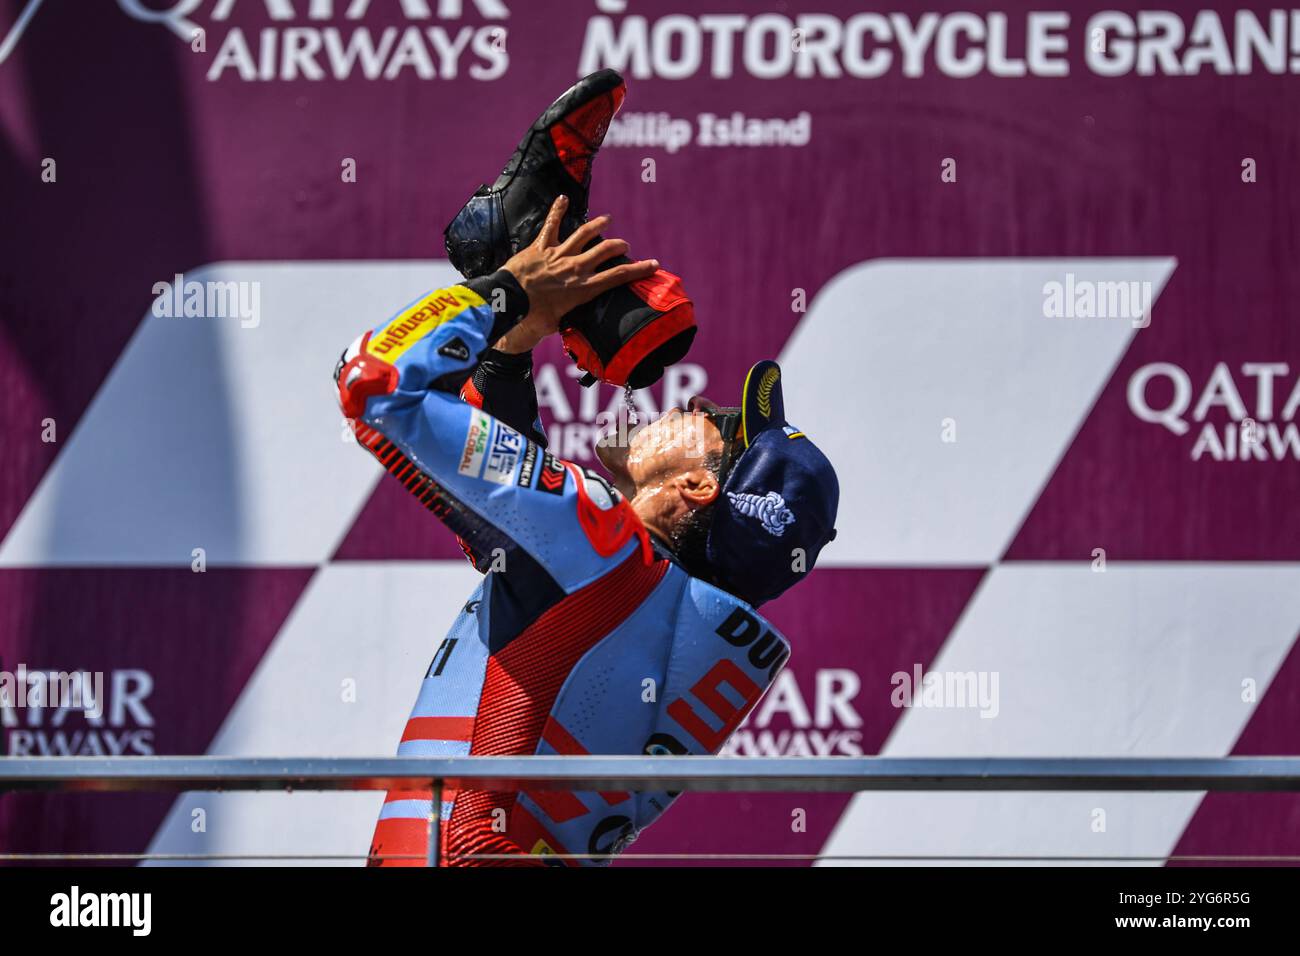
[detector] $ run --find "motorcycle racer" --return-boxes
[339,198,838,868]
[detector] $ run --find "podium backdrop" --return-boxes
[2,0,1299,864]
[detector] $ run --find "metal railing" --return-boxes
[4,756,1300,866]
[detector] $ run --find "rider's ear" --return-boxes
[677,468,719,510]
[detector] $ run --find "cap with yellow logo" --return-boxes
[705,360,839,607]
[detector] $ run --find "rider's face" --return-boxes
[596,397,724,496]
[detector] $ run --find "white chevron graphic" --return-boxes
[778,258,1178,565]
[145,561,484,866]
[0,261,461,566]
[818,563,1300,865]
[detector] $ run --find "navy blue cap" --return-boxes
[705,361,839,607]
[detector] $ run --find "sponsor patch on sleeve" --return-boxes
[458,410,492,479]
[438,336,471,361]
[537,453,567,495]
[516,442,541,488]
[367,286,484,363]
[483,422,524,485]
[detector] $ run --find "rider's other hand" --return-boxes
[498,195,659,348]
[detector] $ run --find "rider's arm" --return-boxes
[459,347,547,449]
[335,272,647,592]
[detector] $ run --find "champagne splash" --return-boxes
[623,384,639,426]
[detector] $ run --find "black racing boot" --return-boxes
[444,69,696,389]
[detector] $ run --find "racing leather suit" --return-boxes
[334,272,790,866]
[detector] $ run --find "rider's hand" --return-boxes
[495,195,658,353]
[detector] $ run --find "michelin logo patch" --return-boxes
[727,490,796,537]
[484,422,524,485]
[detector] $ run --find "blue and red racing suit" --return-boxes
[334,271,790,866]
